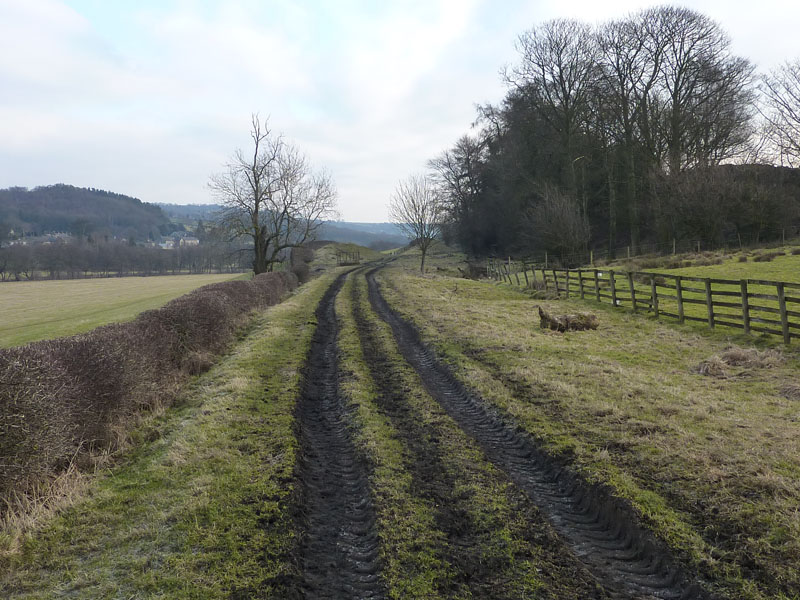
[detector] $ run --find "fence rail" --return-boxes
[486,258,799,344]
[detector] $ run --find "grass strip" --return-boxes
[0,272,338,599]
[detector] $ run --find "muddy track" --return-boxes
[350,274,503,597]
[294,272,384,599]
[366,267,715,600]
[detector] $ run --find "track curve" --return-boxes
[365,266,716,600]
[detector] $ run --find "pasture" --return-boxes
[0,273,243,348]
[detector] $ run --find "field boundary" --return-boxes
[488,259,800,344]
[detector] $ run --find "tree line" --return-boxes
[428,6,800,262]
[0,237,249,281]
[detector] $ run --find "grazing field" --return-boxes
[377,250,800,599]
[0,273,244,348]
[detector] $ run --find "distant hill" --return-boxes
[156,203,224,222]
[0,184,172,240]
[317,221,408,248]
[158,204,410,248]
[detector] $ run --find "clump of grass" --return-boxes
[753,251,785,262]
[780,383,800,401]
[695,347,783,377]
[738,254,749,262]
[719,347,784,368]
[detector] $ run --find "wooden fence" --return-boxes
[486,258,800,344]
[336,250,361,266]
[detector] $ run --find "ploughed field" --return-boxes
[0,273,243,348]
[3,251,799,599]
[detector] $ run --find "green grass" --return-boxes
[0,272,338,598]
[0,273,245,348]
[377,252,800,600]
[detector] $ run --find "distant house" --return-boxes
[179,237,200,247]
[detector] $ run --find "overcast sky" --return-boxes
[1,0,798,222]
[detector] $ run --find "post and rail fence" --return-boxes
[486,258,800,344]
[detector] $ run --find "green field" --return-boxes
[0,274,244,348]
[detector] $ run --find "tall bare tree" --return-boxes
[389,175,444,273]
[507,19,598,196]
[209,115,337,274]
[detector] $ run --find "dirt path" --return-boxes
[365,266,714,600]
[294,272,384,599]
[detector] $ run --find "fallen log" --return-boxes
[538,306,599,332]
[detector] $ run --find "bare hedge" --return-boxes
[0,271,298,505]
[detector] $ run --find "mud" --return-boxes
[365,266,717,600]
[294,272,384,599]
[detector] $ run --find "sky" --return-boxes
[1,0,799,222]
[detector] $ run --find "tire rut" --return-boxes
[366,267,716,600]
[295,272,384,599]
[350,273,498,597]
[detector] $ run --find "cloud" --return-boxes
[2,0,795,221]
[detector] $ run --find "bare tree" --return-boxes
[507,19,598,195]
[389,175,444,273]
[209,115,337,274]
[761,60,800,166]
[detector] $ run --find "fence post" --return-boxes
[676,276,685,323]
[522,262,529,287]
[543,269,548,292]
[610,270,617,306]
[590,249,594,266]
[777,282,791,344]
[627,272,637,312]
[627,246,631,259]
[531,267,538,288]
[514,263,521,286]
[594,269,600,302]
[552,269,560,297]
[704,279,714,329]
[741,280,750,335]
[545,252,548,269]
[650,274,659,318]
[672,238,676,255]
[578,270,585,299]
[565,270,571,298]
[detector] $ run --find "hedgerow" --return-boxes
[0,271,298,507]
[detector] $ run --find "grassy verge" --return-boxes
[0,273,244,348]
[336,271,600,599]
[0,272,338,599]
[377,251,800,600]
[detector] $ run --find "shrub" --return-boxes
[0,272,298,507]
